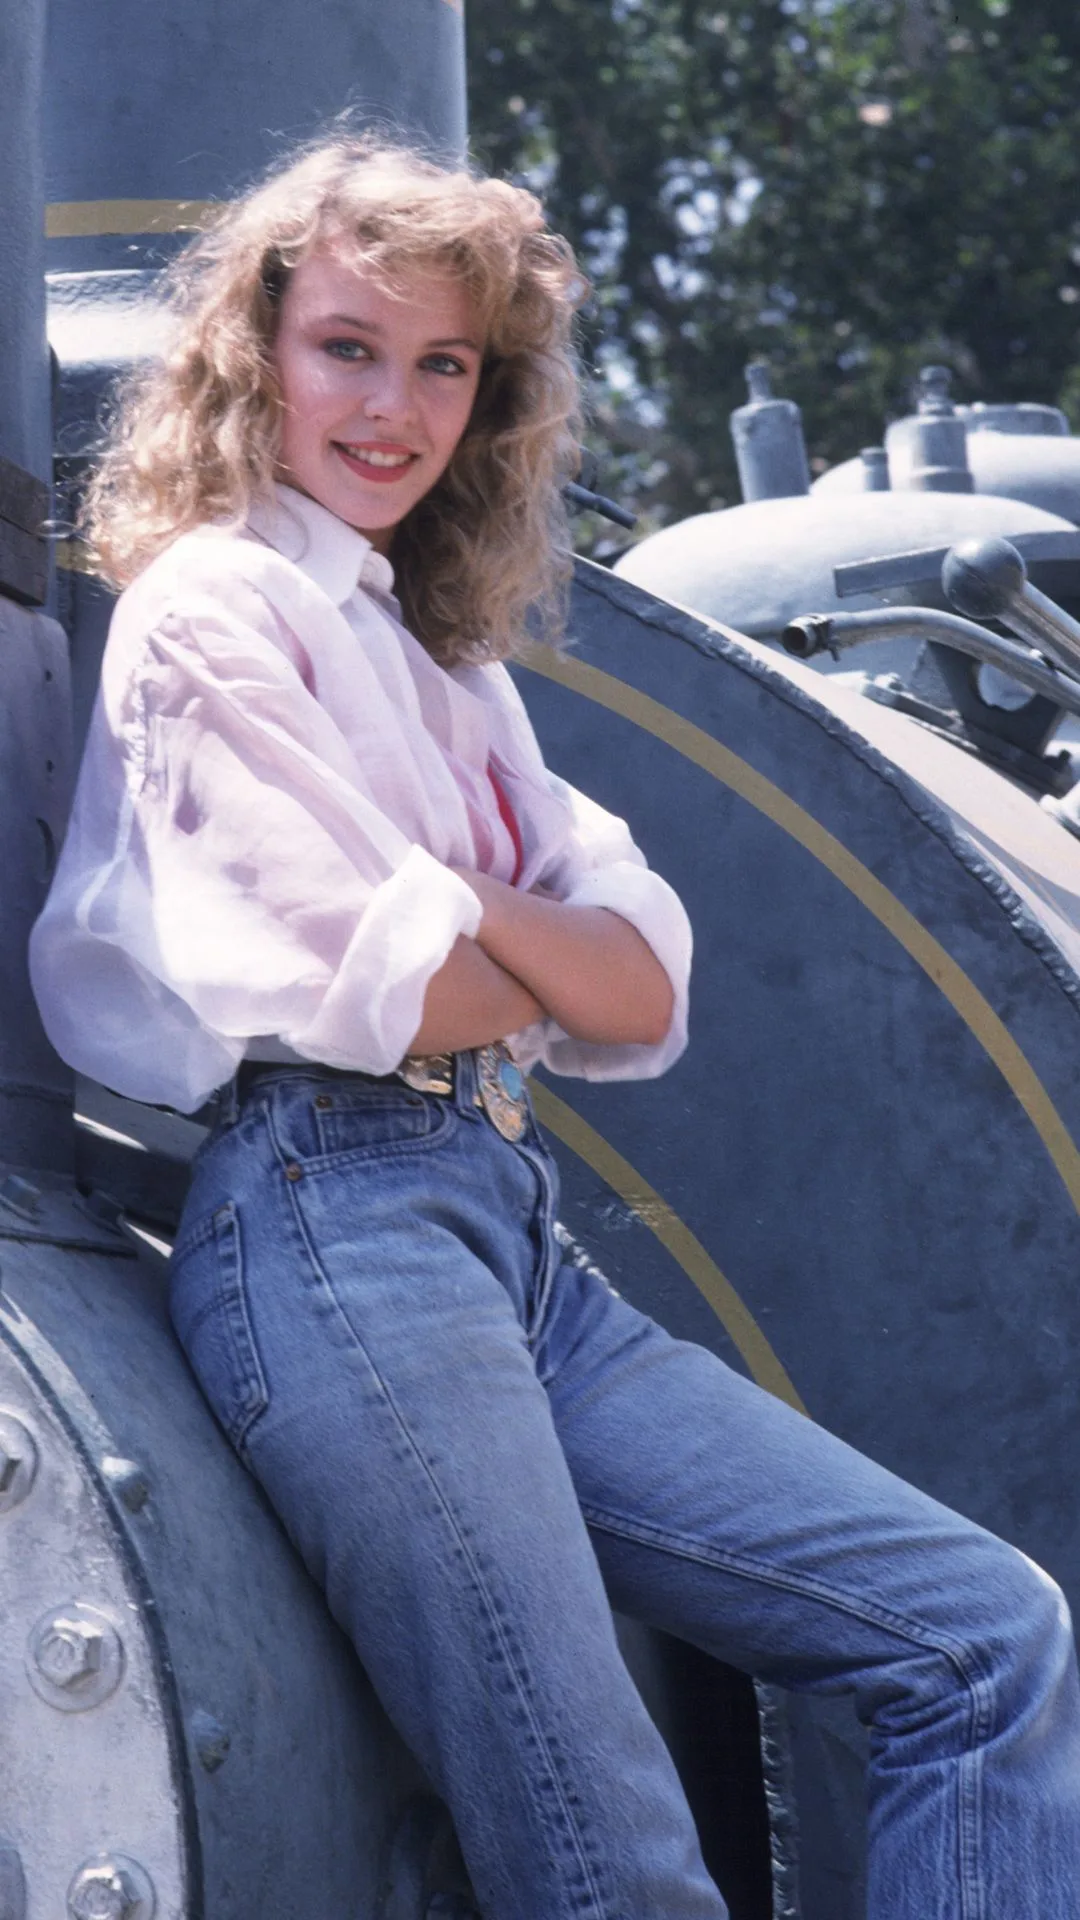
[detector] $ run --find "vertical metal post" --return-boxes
[730,365,812,505]
[44,0,469,748]
[0,0,74,1173]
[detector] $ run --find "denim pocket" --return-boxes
[308,1083,452,1161]
[168,1200,269,1456]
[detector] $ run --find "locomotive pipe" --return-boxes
[563,481,638,529]
[780,607,1080,718]
[942,537,1080,681]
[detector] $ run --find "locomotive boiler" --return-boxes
[5,4,1080,1918]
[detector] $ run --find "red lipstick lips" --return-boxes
[333,441,419,483]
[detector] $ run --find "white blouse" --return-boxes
[30,485,692,1113]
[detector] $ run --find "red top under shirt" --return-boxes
[488,763,525,886]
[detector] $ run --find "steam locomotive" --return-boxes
[4,5,1080,1916]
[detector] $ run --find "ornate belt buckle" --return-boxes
[476,1041,529,1142]
[397,1052,454,1096]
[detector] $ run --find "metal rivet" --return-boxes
[67,1855,155,1920]
[101,1457,150,1514]
[314,1094,332,1109]
[190,1707,231,1773]
[27,1603,124,1712]
[285,1163,303,1182]
[0,1414,37,1514]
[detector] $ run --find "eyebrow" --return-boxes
[324,313,482,353]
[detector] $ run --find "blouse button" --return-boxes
[284,1163,304,1182]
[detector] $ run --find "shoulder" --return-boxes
[105,530,365,701]
[119,529,322,625]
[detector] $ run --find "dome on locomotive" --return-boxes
[614,363,1080,638]
[613,489,1080,639]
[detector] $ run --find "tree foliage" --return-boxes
[465,0,1080,537]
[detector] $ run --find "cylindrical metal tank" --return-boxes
[0,1220,439,1920]
[0,0,50,486]
[0,0,73,1176]
[45,0,466,277]
[521,558,1080,1917]
[45,0,468,750]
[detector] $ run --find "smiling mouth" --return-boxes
[333,442,420,481]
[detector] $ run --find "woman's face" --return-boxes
[273,249,485,553]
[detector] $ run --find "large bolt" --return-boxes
[35,1616,103,1690]
[0,1414,38,1513]
[27,1603,124,1712]
[67,1856,155,1920]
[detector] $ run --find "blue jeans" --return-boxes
[169,1055,1080,1919]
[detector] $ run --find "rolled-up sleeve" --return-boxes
[519,773,693,1082]
[31,590,482,1109]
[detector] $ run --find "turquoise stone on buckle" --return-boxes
[475,1041,529,1142]
[396,1041,529,1142]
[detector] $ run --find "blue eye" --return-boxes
[324,338,369,361]
[423,353,468,376]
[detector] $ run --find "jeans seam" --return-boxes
[581,1498,991,1672]
[514,1140,562,1348]
[583,1497,992,1920]
[265,1106,608,1920]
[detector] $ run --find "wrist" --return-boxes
[451,867,517,942]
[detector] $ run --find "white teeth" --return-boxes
[343,446,412,468]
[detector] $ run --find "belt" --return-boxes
[235,1040,531,1144]
[401,1042,529,1143]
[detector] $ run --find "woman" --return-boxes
[30,138,1080,1918]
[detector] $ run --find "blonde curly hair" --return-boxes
[82,137,587,663]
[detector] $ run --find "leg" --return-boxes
[536,1243,1080,1920]
[170,1082,729,1920]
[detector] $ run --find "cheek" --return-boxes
[276,350,343,447]
[435,383,482,462]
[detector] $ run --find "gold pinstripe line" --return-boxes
[530,1082,807,1412]
[521,644,1080,1217]
[53,540,91,575]
[46,199,217,239]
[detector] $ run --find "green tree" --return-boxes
[466,0,1080,540]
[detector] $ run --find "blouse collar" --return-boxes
[246,483,397,605]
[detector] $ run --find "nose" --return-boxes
[363,360,417,426]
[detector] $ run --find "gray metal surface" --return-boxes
[0,2,73,1178]
[730,364,811,504]
[519,558,1080,1918]
[613,488,1080,641]
[896,365,974,493]
[0,2,50,487]
[0,457,49,609]
[781,602,1080,717]
[45,0,466,274]
[943,535,1080,681]
[0,572,74,1177]
[815,388,1080,525]
[0,1231,430,1919]
[0,1285,188,1917]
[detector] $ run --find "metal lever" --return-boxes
[779,607,1080,718]
[942,537,1080,681]
[562,481,637,530]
